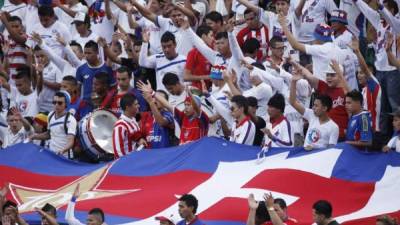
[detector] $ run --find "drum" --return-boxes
[78,110,118,160]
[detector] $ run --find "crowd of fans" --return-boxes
[1,0,400,160]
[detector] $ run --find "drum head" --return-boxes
[89,110,118,154]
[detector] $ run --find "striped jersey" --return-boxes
[236,24,269,61]
[362,75,381,132]
[112,114,140,159]
[230,116,256,146]
[6,34,28,84]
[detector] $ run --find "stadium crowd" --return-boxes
[1,0,400,161]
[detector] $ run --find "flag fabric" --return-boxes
[0,137,400,225]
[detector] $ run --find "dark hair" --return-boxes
[63,75,78,85]
[116,66,132,78]
[270,36,284,48]
[313,200,333,218]
[162,73,180,86]
[314,94,333,112]
[255,201,271,223]
[386,0,399,15]
[88,208,105,223]
[178,194,198,214]
[113,41,122,53]
[231,95,249,115]
[84,40,99,52]
[42,203,57,216]
[157,90,169,101]
[9,16,22,24]
[242,38,260,55]
[215,31,228,40]
[2,200,17,213]
[161,31,176,44]
[274,198,287,210]
[120,93,137,111]
[196,25,212,37]
[94,72,111,88]
[244,8,256,16]
[268,93,286,113]
[54,92,68,105]
[205,11,223,24]
[70,41,83,53]
[247,96,258,108]
[38,5,55,17]
[346,90,363,105]
[15,65,31,80]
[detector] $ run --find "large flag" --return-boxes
[0,137,400,225]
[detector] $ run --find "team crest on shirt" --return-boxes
[18,100,28,113]
[307,128,321,143]
[84,74,90,79]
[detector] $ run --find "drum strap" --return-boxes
[48,111,72,135]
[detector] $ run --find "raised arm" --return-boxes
[65,185,85,225]
[182,21,217,64]
[173,1,197,27]
[130,0,157,23]
[378,1,400,34]
[292,61,319,89]
[278,13,306,52]
[0,12,27,45]
[237,0,259,13]
[348,37,373,77]
[385,33,400,69]
[223,70,242,96]
[204,88,234,125]
[56,3,87,18]
[331,60,351,94]
[32,32,68,72]
[56,34,83,68]
[354,0,381,29]
[264,193,286,225]
[35,208,59,225]
[295,0,306,18]
[98,37,122,64]
[246,194,259,225]
[111,0,128,12]
[289,73,306,115]
[138,32,157,68]
[104,0,113,20]
[126,4,139,29]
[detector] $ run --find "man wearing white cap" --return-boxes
[71,12,100,48]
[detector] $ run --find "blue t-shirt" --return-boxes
[176,217,206,225]
[67,97,92,121]
[76,63,114,102]
[141,111,174,148]
[346,111,373,142]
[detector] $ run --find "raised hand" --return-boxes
[248,194,259,210]
[137,80,153,94]
[72,184,80,199]
[97,37,108,48]
[348,36,360,52]
[180,18,190,30]
[10,107,22,120]
[241,60,254,70]
[2,215,11,225]
[385,32,394,51]
[35,63,44,74]
[226,18,235,33]
[330,59,342,74]
[263,192,275,208]
[30,32,43,45]
[142,31,150,43]
[277,12,287,27]
[56,33,66,47]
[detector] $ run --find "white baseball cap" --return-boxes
[71,12,86,24]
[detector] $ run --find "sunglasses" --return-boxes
[52,101,64,105]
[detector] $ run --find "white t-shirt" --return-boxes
[48,111,77,154]
[156,16,193,56]
[3,127,32,148]
[1,2,27,26]
[305,42,342,80]
[138,43,186,91]
[24,5,40,35]
[27,21,72,57]
[230,117,256,145]
[243,82,273,120]
[137,16,162,54]
[72,30,100,49]
[37,63,64,112]
[303,108,339,149]
[55,3,88,38]
[10,88,39,118]
[296,0,338,42]
[387,135,400,152]
[339,0,365,37]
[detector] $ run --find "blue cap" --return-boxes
[313,23,333,42]
[39,0,52,6]
[329,10,348,25]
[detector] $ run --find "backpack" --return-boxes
[48,111,72,135]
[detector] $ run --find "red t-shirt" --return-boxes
[174,108,209,145]
[317,80,348,138]
[185,48,212,90]
[263,217,298,225]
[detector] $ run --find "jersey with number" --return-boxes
[346,111,373,142]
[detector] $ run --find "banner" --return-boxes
[0,137,400,225]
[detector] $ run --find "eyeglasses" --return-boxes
[52,101,64,105]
